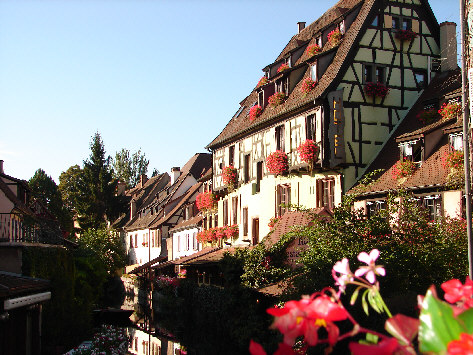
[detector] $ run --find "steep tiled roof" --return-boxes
[207,0,374,149]
[181,153,212,180]
[179,247,236,265]
[0,178,32,216]
[349,69,461,195]
[0,272,50,299]
[169,214,202,233]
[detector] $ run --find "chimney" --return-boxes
[440,22,458,72]
[170,167,181,185]
[297,22,306,33]
[139,174,148,188]
[0,160,3,174]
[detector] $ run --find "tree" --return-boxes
[75,132,126,230]
[29,169,74,234]
[58,164,83,214]
[151,168,160,177]
[112,148,149,188]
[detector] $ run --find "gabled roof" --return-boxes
[169,214,202,233]
[0,178,32,216]
[349,69,461,195]
[206,0,379,149]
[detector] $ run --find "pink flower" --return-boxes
[332,258,353,293]
[441,277,473,310]
[354,249,385,284]
[349,337,399,355]
[249,105,263,121]
[448,333,473,355]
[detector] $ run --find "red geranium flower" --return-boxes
[441,277,473,309]
[448,333,473,355]
[349,337,399,355]
[250,105,263,121]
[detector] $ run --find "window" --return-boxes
[450,133,463,151]
[233,105,245,119]
[276,125,285,151]
[135,234,138,248]
[151,230,155,247]
[364,64,386,84]
[256,161,263,193]
[186,234,190,251]
[367,200,386,217]
[399,140,423,163]
[371,14,380,27]
[392,16,412,30]
[258,90,264,107]
[276,184,291,217]
[229,145,235,166]
[243,207,248,236]
[244,154,251,183]
[223,199,229,226]
[310,63,317,81]
[232,196,238,224]
[177,235,181,252]
[286,56,292,68]
[316,178,335,210]
[276,77,288,95]
[420,195,442,221]
[414,71,427,89]
[316,36,322,47]
[339,20,345,34]
[306,114,316,140]
[193,232,198,250]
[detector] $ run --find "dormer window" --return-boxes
[310,63,318,81]
[276,77,289,95]
[286,56,292,68]
[316,36,322,47]
[449,133,463,152]
[258,91,264,107]
[339,20,345,34]
[400,139,423,163]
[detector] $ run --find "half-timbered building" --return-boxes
[206,0,455,243]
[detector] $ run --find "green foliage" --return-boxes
[79,226,126,274]
[59,164,83,215]
[112,148,149,188]
[22,246,108,352]
[29,168,74,234]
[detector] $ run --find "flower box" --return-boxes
[268,216,280,230]
[306,44,322,57]
[364,82,389,98]
[197,225,239,244]
[444,150,464,170]
[395,29,418,41]
[249,105,263,121]
[391,158,416,179]
[268,92,286,107]
[266,150,288,176]
[298,140,320,170]
[257,76,268,88]
[327,28,342,46]
[277,63,290,73]
[196,191,216,212]
[300,77,317,96]
[222,165,238,191]
[438,102,462,120]
[416,108,439,125]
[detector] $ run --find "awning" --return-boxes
[129,255,167,274]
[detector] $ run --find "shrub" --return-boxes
[327,28,342,45]
[268,92,286,107]
[300,77,317,96]
[298,140,319,170]
[196,191,217,212]
[364,82,389,98]
[391,158,416,179]
[266,151,288,176]
[306,44,322,56]
[395,29,418,41]
[249,105,263,121]
[439,101,462,120]
[222,165,238,191]
[257,76,269,88]
[277,63,290,73]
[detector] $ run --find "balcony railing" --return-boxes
[0,213,64,245]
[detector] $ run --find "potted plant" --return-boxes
[395,29,418,41]
[249,105,263,121]
[222,165,238,191]
[416,108,439,125]
[443,150,464,188]
[327,28,342,46]
[300,77,317,96]
[364,82,389,98]
[277,63,290,73]
[268,216,280,230]
[266,150,289,176]
[268,92,286,107]
[391,158,416,180]
[196,191,217,212]
[438,101,462,120]
[306,44,322,57]
[298,140,320,171]
[257,76,268,88]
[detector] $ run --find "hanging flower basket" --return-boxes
[438,102,462,120]
[222,165,238,191]
[444,150,464,170]
[300,77,317,96]
[443,150,465,188]
[268,92,286,107]
[391,158,416,180]
[249,105,263,121]
[364,82,389,98]
[395,29,418,41]
[327,28,342,46]
[277,63,290,73]
[196,191,217,212]
[306,44,322,57]
[416,108,439,125]
[257,76,269,88]
[298,140,320,170]
[266,150,289,176]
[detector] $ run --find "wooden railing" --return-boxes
[0,213,64,245]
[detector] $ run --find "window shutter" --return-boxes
[316,179,323,208]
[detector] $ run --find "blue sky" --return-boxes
[0,0,461,183]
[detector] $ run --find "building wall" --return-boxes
[172,227,200,260]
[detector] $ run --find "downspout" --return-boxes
[460,0,473,277]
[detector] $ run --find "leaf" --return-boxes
[361,289,369,316]
[365,333,379,344]
[419,286,465,353]
[350,286,361,305]
[458,308,473,333]
[367,290,382,314]
[385,314,419,346]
